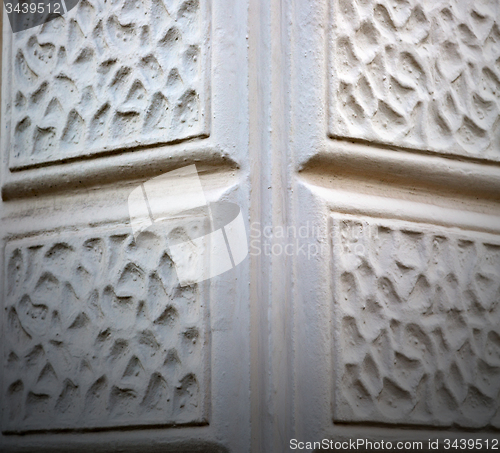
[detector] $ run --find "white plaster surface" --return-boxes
[292,0,500,448]
[332,213,500,428]
[6,0,208,169]
[329,0,500,160]
[1,0,500,450]
[1,0,250,449]
[3,226,207,432]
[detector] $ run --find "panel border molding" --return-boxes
[330,211,500,429]
[1,0,212,188]
[2,223,211,434]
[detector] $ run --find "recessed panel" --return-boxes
[329,0,500,160]
[8,0,209,169]
[332,213,500,428]
[3,226,208,432]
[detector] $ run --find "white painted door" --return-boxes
[2,0,500,451]
[1,0,251,451]
[287,0,500,450]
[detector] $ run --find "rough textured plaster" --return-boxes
[0,0,250,449]
[329,0,500,161]
[2,0,500,448]
[3,226,207,432]
[332,213,500,428]
[7,0,209,170]
[291,0,500,446]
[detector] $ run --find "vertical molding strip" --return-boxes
[249,0,294,450]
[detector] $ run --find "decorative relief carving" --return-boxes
[9,0,209,169]
[332,214,500,428]
[2,227,207,432]
[329,0,500,160]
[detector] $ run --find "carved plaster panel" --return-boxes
[3,226,208,432]
[7,0,210,170]
[329,0,500,161]
[332,213,500,428]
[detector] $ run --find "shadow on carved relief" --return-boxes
[332,214,500,429]
[2,227,208,433]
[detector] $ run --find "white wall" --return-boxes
[1,0,500,451]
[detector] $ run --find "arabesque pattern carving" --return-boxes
[3,227,207,432]
[329,0,500,160]
[9,0,208,169]
[332,214,500,428]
